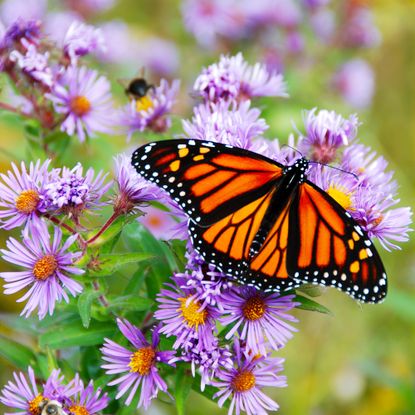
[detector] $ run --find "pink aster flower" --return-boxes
[0,221,84,319]
[0,0,46,26]
[213,339,286,415]
[220,287,298,356]
[101,319,175,410]
[46,65,114,142]
[193,53,288,102]
[63,21,106,64]
[0,159,51,230]
[119,78,179,140]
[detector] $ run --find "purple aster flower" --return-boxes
[0,221,84,319]
[0,0,46,26]
[181,0,242,48]
[44,12,83,47]
[342,7,381,48]
[299,108,360,163]
[171,338,233,390]
[350,187,412,251]
[182,248,232,309]
[194,53,287,102]
[333,59,375,109]
[63,21,106,64]
[46,65,114,142]
[0,159,50,230]
[0,367,77,415]
[341,144,396,194]
[136,37,179,77]
[119,79,180,140]
[114,153,161,214]
[101,320,175,409]
[138,204,186,241]
[262,133,303,166]
[67,380,109,415]
[9,38,53,86]
[96,20,136,65]
[212,339,286,415]
[41,163,112,218]
[309,8,335,43]
[0,18,41,53]
[154,275,221,350]
[182,100,269,152]
[220,286,298,355]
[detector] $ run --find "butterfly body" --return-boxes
[132,139,387,303]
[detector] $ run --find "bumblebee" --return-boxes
[125,77,154,99]
[38,399,68,415]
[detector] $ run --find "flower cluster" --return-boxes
[0,16,179,144]
[0,366,108,415]
[183,0,380,109]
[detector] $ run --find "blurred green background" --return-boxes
[0,1,414,414]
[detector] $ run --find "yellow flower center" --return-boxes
[33,254,58,280]
[15,189,40,213]
[232,370,256,392]
[135,95,153,112]
[28,394,44,415]
[242,295,267,321]
[70,95,91,116]
[327,185,353,211]
[129,346,156,375]
[69,405,90,415]
[179,296,208,328]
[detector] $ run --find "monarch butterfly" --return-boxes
[131,139,387,303]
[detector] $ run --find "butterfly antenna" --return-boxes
[309,160,359,181]
[280,144,304,158]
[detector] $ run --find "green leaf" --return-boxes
[36,348,58,379]
[0,335,35,369]
[78,290,102,328]
[296,284,324,297]
[294,294,332,315]
[88,252,153,277]
[174,364,193,415]
[39,321,115,349]
[106,295,153,311]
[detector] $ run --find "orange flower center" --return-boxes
[372,214,384,227]
[69,405,90,415]
[15,189,40,213]
[231,370,256,392]
[28,394,44,415]
[179,295,207,328]
[129,346,156,375]
[70,95,91,116]
[242,295,267,321]
[148,214,162,228]
[33,254,58,280]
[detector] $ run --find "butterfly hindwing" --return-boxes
[286,181,387,303]
[131,139,283,226]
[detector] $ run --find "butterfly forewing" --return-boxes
[132,139,283,226]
